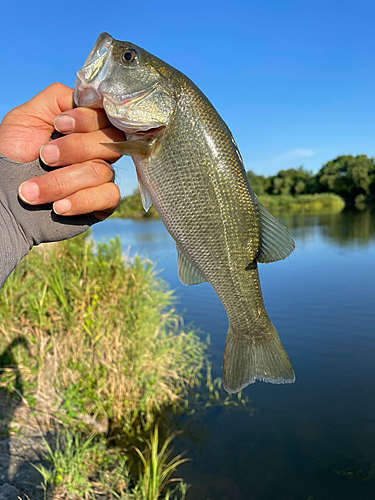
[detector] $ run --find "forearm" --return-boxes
[0,195,30,288]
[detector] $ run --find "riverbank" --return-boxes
[258,193,346,212]
[111,192,346,219]
[0,234,217,498]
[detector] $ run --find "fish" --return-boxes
[74,33,296,393]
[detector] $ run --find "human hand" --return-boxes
[0,82,124,220]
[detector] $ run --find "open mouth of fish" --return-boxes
[75,80,163,135]
[74,41,165,135]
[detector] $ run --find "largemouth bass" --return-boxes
[74,33,296,393]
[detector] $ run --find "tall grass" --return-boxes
[0,233,207,433]
[134,424,189,500]
[32,426,190,500]
[0,234,247,498]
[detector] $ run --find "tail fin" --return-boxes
[222,324,295,394]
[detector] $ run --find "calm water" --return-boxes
[92,209,375,500]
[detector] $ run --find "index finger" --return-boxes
[54,108,113,135]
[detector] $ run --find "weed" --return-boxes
[134,424,189,500]
[32,427,190,500]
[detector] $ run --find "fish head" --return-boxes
[74,33,177,133]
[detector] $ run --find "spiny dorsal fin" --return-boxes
[256,200,295,263]
[176,245,206,286]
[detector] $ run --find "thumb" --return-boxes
[0,83,74,162]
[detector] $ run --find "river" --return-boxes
[92,208,375,500]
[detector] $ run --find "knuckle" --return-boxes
[105,183,121,209]
[69,106,88,121]
[79,190,94,211]
[3,106,24,122]
[97,183,120,209]
[50,172,69,198]
[71,134,88,161]
[112,184,121,206]
[89,160,114,182]
[48,82,68,94]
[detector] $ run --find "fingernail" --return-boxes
[19,182,40,203]
[40,144,60,165]
[53,199,72,215]
[54,114,75,133]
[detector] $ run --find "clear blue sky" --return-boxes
[1,0,375,196]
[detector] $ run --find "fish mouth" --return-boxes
[74,86,103,108]
[75,84,166,133]
[74,32,169,134]
[74,35,114,108]
[102,87,153,107]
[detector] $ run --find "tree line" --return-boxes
[247,154,375,205]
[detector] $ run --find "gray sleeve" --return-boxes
[0,154,98,289]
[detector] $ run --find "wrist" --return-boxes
[0,158,31,288]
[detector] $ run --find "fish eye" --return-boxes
[122,49,139,65]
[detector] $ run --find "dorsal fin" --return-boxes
[176,245,206,286]
[256,200,295,263]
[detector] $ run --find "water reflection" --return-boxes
[277,208,375,247]
[92,210,375,500]
[321,208,375,247]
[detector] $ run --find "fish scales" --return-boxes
[142,83,261,329]
[74,33,296,393]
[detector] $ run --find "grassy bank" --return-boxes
[258,193,345,212]
[111,192,346,220]
[113,193,160,219]
[0,234,211,498]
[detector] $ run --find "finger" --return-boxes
[52,182,121,221]
[54,108,112,135]
[18,160,115,205]
[39,128,125,167]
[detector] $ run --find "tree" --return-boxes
[268,167,316,196]
[247,170,267,195]
[317,155,375,202]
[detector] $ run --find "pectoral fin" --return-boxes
[255,200,296,263]
[135,168,153,212]
[100,139,157,158]
[176,245,206,286]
